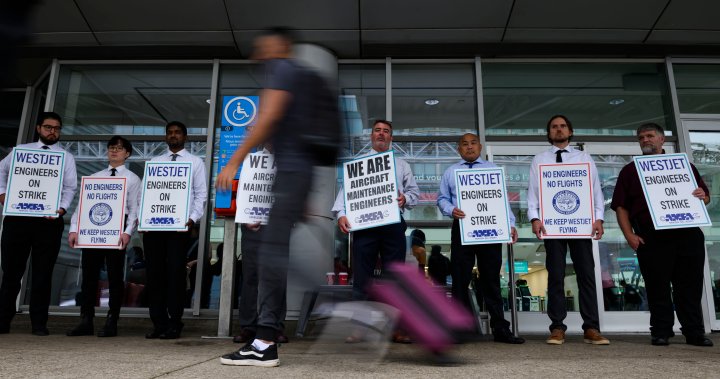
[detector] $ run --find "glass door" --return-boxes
[682,119,720,332]
[488,141,675,333]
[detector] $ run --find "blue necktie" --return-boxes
[464,161,477,168]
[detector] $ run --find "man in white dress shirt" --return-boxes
[66,136,141,338]
[0,112,77,336]
[527,115,608,345]
[144,121,207,340]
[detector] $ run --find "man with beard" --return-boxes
[0,112,77,335]
[527,115,608,345]
[143,121,207,340]
[612,123,713,347]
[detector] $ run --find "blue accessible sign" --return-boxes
[215,95,259,209]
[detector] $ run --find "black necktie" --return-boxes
[171,153,178,161]
[110,168,117,176]
[555,149,567,163]
[464,161,477,168]
[41,145,49,150]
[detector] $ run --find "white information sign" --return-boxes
[138,161,192,231]
[633,153,711,229]
[4,147,65,217]
[75,177,127,249]
[235,152,276,225]
[538,163,595,238]
[343,151,400,231]
[455,167,513,245]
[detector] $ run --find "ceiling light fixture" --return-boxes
[424,99,440,106]
[609,98,625,105]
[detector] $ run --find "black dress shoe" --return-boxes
[494,331,525,344]
[686,335,714,347]
[651,336,670,346]
[145,329,164,339]
[275,332,289,344]
[97,313,118,338]
[233,328,256,344]
[32,327,50,336]
[159,328,181,339]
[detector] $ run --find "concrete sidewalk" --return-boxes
[1,316,720,379]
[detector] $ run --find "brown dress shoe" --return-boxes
[232,328,256,344]
[546,329,565,345]
[584,328,610,345]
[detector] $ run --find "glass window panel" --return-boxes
[673,64,720,114]
[689,131,720,320]
[482,63,674,137]
[54,65,213,136]
[392,64,476,136]
[338,65,385,156]
[0,90,25,161]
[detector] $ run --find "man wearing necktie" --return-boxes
[527,115,607,345]
[437,133,524,344]
[0,112,77,336]
[143,121,207,339]
[66,136,141,337]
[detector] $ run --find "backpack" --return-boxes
[300,69,342,166]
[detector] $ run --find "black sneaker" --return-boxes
[220,343,279,367]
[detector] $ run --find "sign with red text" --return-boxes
[539,163,594,238]
[75,177,127,248]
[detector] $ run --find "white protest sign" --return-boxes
[634,153,711,229]
[235,152,276,225]
[539,163,595,238]
[4,147,65,217]
[343,150,400,231]
[75,177,127,249]
[455,167,513,245]
[138,161,192,231]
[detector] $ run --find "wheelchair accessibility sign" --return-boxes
[222,96,258,128]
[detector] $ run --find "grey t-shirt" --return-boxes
[264,58,314,170]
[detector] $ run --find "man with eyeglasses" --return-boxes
[0,112,77,336]
[66,136,140,338]
[143,121,207,340]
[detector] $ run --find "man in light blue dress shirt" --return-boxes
[437,133,523,344]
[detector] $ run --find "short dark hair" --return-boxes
[166,121,187,136]
[259,27,295,44]
[108,135,133,156]
[37,112,62,127]
[637,122,664,136]
[546,114,573,144]
[373,119,393,129]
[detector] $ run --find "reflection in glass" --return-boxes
[0,90,25,161]
[54,65,213,136]
[689,131,720,320]
[392,64,476,136]
[482,63,673,136]
[673,64,720,114]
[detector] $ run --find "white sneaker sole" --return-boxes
[546,339,564,345]
[584,338,610,345]
[220,357,279,367]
